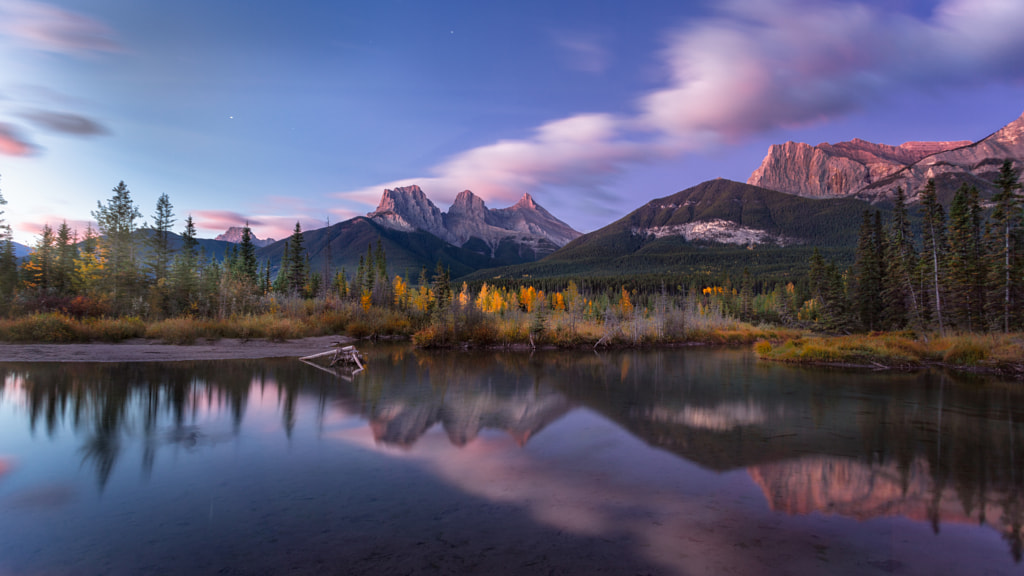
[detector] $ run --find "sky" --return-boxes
[1,0,1023,245]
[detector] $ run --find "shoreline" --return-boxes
[0,335,355,363]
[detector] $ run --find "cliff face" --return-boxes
[368,186,581,257]
[750,112,1024,201]
[863,112,1024,201]
[748,139,970,198]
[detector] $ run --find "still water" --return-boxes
[1,345,1022,575]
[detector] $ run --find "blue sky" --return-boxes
[1,0,1023,245]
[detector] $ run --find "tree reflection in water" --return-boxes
[3,346,1024,559]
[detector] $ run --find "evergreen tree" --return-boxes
[882,187,920,330]
[54,221,77,296]
[946,184,984,331]
[146,193,175,284]
[919,180,947,335]
[23,224,55,293]
[852,210,884,331]
[92,181,142,311]
[285,222,307,295]
[238,224,259,289]
[170,215,200,314]
[986,160,1022,332]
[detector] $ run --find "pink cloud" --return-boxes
[14,217,92,240]
[0,0,120,56]
[638,0,1024,148]
[191,210,262,232]
[335,0,1024,214]
[0,123,37,156]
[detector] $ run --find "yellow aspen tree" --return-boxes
[476,283,490,312]
[619,287,634,316]
[392,275,407,308]
[457,282,470,307]
[360,288,372,311]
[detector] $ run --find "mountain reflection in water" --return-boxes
[2,345,1024,562]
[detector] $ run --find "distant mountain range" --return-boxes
[466,179,875,282]
[233,186,582,278]
[205,110,1024,282]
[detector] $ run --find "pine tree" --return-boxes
[0,178,15,311]
[54,221,77,296]
[852,210,884,331]
[945,184,984,331]
[24,224,56,293]
[146,193,175,284]
[170,215,200,314]
[986,160,1022,332]
[882,187,920,330]
[919,179,947,335]
[92,181,142,311]
[238,223,259,289]
[285,222,307,296]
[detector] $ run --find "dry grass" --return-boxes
[756,331,1024,374]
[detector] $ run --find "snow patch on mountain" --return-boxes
[633,219,796,246]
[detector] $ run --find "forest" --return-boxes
[0,161,1021,356]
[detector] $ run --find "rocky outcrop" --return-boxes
[862,111,1024,201]
[214,226,275,247]
[748,139,970,198]
[750,111,1024,201]
[368,186,581,257]
[368,185,448,239]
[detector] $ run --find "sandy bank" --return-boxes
[0,335,356,363]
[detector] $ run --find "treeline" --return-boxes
[0,180,350,319]
[806,160,1023,334]
[1,161,1022,343]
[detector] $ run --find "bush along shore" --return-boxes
[755,332,1024,378]
[0,289,798,349]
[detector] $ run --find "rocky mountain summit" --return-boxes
[749,111,1024,201]
[215,226,275,248]
[748,139,969,198]
[367,185,581,259]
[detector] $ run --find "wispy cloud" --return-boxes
[17,109,108,136]
[191,210,262,232]
[639,0,1024,148]
[15,217,94,239]
[0,0,119,56]
[340,0,1024,216]
[553,32,609,74]
[0,122,38,156]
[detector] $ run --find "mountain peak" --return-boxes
[369,185,446,238]
[514,193,538,210]
[215,226,275,247]
[449,189,488,216]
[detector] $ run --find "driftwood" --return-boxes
[299,344,364,375]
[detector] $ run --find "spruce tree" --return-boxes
[54,221,77,296]
[986,160,1022,332]
[882,187,920,330]
[852,210,884,331]
[146,193,175,284]
[92,181,142,311]
[285,222,307,296]
[238,224,259,289]
[946,184,984,331]
[919,180,947,335]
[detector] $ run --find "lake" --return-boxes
[1,345,1022,575]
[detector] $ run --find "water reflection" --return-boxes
[3,347,1024,562]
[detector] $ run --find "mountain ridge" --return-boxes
[749,111,1024,201]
